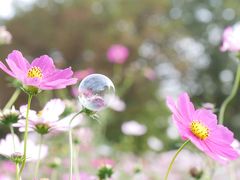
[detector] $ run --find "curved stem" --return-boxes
[164,140,190,180]
[3,89,21,110]
[19,94,33,175]
[34,134,43,179]
[219,63,240,124]
[69,110,84,180]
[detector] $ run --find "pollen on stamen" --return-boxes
[27,66,43,79]
[190,121,209,140]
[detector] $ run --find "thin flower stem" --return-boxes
[10,126,16,151]
[164,140,190,180]
[69,110,84,180]
[16,163,20,180]
[219,63,240,124]
[73,144,80,176]
[3,89,21,110]
[34,134,43,179]
[19,94,33,175]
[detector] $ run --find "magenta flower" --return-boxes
[220,24,240,52]
[166,93,239,163]
[106,44,129,64]
[0,50,77,90]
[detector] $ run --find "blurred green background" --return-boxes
[0,0,240,154]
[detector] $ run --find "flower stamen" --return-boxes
[27,66,43,79]
[190,121,209,140]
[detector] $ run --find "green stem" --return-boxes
[34,135,43,179]
[164,140,190,180]
[73,143,80,176]
[19,94,33,175]
[10,126,16,151]
[3,89,21,110]
[113,64,122,83]
[69,110,84,180]
[219,63,240,124]
[16,163,20,180]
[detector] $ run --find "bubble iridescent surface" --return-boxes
[78,74,115,111]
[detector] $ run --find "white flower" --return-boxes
[121,120,147,136]
[0,134,48,162]
[13,99,76,134]
[107,95,126,112]
[0,26,12,45]
[0,106,20,125]
[147,136,163,151]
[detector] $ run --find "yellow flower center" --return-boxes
[190,121,209,140]
[27,66,43,79]
[37,111,43,117]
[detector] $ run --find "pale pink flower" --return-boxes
[143,67,157,81]
[0,26,12,45]
[0,134,48,162]
[74,68,94,81]
[231,139,240,155]
[76,127,93,147]
[107,44,129,64]
[14,99,84,135]
[92,158,115,168]
[121,120,147,136]
[0,174,12,180]
[167,92,239,163]
[107,95,126,112]
[220,24,240,52]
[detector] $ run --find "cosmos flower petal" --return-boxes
[6,58,26,80]
[0,61,16,78]
[7,50,30,72]
[31,55,55,75]
[40,78,77,90]
[167,93,194,126]
[19,105,38,120]
[42,99,65,120]
[44,67,74,81]
[192,109,217,130]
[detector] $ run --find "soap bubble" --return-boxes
[78,74,115,111]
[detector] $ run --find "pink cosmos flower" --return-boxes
[166,92,239,164]
[0,50,77,90]
[106,44,129,64]
[220,24,240,52]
